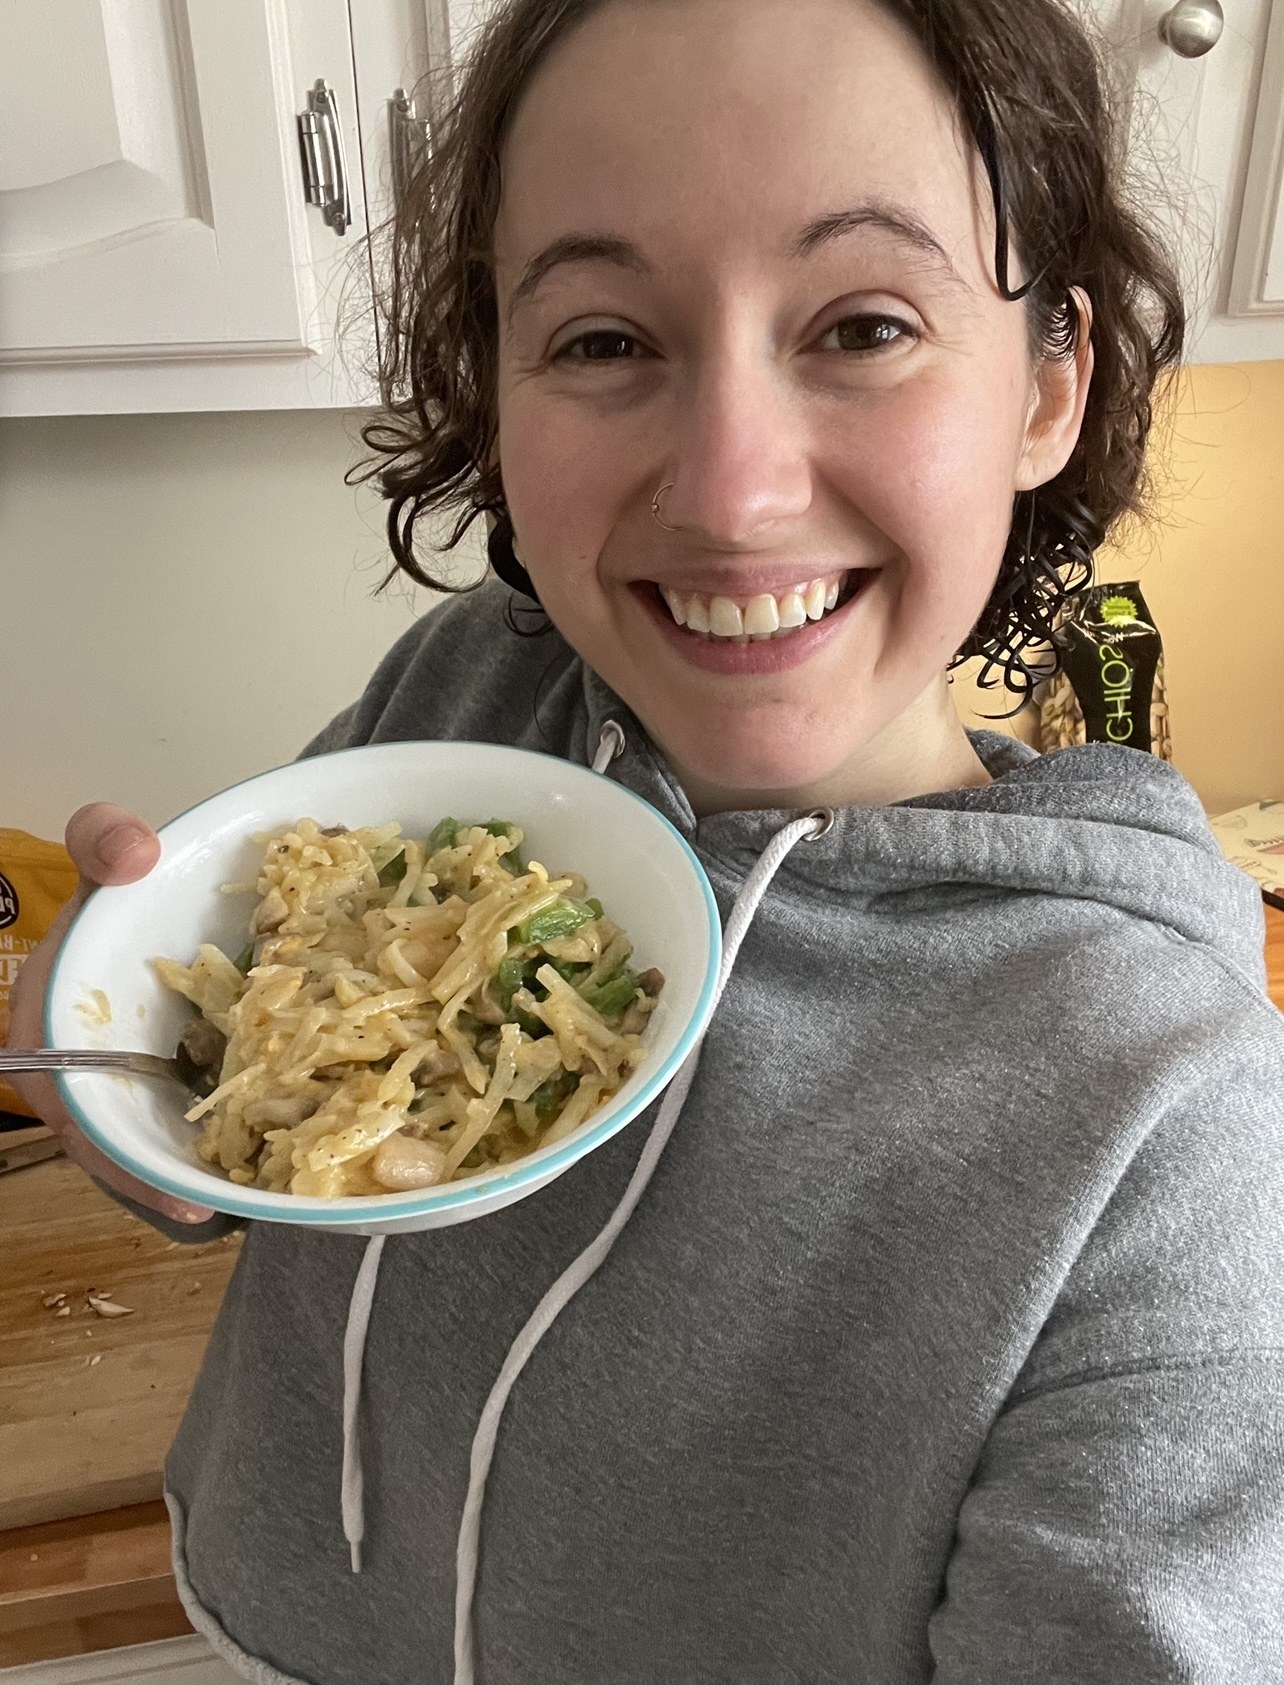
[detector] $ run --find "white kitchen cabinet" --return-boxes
[0,0,450,415]
[1083,0,1284,361]
[1230,0,1284,332]
[446,0,496,58]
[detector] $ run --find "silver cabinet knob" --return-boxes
[1158,0,1225,58]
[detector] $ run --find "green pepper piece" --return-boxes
[531,1070,578,1123]
[232,941,256,974]
[581,967,643,1020]
[517,897,596,945]
[377,850,408,886]
[493,952,550,1037]
[427,817,460,852]
[586,898,604,920]
[494,952,535,1013]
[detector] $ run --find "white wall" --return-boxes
[0,411,476,841]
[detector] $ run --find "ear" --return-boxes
[1015,286,1094,491]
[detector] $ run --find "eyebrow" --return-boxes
[506,199,969,320]
[508,236,653,319]
[793,202,970,290]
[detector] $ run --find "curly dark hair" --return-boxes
[355,0,1185,702]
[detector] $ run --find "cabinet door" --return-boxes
[446,0,493,61]
[349,0,450,258]
[1087,0,1280,362]
[346,0,451,398]
[1229,0,1284,331]
[0,0,373,413]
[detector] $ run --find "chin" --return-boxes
[649,703,856,800]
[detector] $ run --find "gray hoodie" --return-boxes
[162,579,1284,1684]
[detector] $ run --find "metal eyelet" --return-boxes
[806,807,836,840]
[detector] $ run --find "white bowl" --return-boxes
[45,741,721,1234]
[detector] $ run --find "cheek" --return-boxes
[498,391,632,576]
[827,371,1026,591]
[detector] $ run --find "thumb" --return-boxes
[64,802,161,889]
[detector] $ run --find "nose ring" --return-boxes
[651,483,679,532]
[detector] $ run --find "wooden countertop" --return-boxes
[0,1158,239,1666]
[0,1158,240,1532]
[3,905,1283,1668]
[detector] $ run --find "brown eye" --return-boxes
[560,331,640,361]
[826,316,912,353]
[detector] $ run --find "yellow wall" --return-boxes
[954,360,1284,816]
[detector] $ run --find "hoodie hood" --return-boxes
[581,670,1265,982]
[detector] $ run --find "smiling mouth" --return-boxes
[650,571,865,643]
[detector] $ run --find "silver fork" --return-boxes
[0,1047,200,1098]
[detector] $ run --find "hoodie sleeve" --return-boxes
[928,993,1284,1684]
[299,578,568,759]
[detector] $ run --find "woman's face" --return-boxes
[493,0,1090,807]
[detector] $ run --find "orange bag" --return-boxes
[0,829,78,1118]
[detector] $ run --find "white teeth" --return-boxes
[659,572,853,640]
[708,597,745,638]
[778,590,807,629]
[686,595,711,635]
[743,594,781,637]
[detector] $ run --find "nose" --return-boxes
[656,348,813,547]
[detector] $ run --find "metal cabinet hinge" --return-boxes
[297,78,350,236]
[390,87,432,208]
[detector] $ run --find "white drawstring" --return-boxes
[592,719,626,774]
[452,806,827,1683]
[341,1232,387,1572]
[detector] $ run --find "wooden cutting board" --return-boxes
[0,1157,241,1531]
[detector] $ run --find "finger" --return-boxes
[65,803,161,887]
[16,1089,215,1226]
[58,1126,214,1225]
[3,1060,216,1224]
[0,1062,213,1224]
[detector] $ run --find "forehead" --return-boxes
[496,0,990,274]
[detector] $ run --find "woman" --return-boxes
[12,0,1284,1680]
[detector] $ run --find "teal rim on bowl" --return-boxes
[45,742,723,1225]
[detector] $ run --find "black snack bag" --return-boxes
[1051,583,1167,755]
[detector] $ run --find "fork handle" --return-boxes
[0,1048,178,1082]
